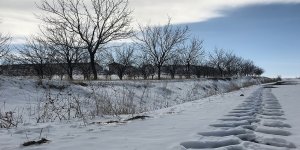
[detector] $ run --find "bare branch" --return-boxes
[0,33,11,59]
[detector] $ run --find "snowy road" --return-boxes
[1,80,299,150]
[180,80,299,150]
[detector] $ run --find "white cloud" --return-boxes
[129,0,300,25]
[0,0,40,43]
[1,0,300,43]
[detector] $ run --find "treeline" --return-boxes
[0,0,263,80]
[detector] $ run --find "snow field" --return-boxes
[272,79,300,148]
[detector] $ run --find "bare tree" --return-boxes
[208,48,227,77]
[181,38,204,78]
[223,52,243,77]
[78,53,93,80]
[0,33,11,59]
[194,64,219,78]
[230,56,244,76]
[37,0,133,80]
[137,19,188,80]
[17,36,56,79]
[165,54,182,79]
[208,48,264,77]
[106,45,135,80]
[240,60,256,76]
[254,66,264,76]
[137,53,155,80]
[42,26,86,80]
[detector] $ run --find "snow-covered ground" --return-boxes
[272,79,300,149]
[0,77,298,150]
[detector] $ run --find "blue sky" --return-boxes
[0,0,300,77]
[182,4,300,77]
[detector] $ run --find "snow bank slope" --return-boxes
[0,76,259,113]
[0,82,260,150]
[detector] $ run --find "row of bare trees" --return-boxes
[103,45,263,80]
[0,0,264,80]
[208,49,264,77]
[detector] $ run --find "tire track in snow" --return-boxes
[180,87,296,150]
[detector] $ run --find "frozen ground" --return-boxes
[0,77,298,150]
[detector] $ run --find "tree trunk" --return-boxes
[37,65,44,79]
[67,62,73,80]
[119,73,123,80]
[157,66,161,80]
[186,63,191,79]
[90,53,98,80]
[171,73,175,79]
[68,68,73,80]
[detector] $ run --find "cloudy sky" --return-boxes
[1,0,300,77]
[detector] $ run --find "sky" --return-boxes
[0,0,300,77]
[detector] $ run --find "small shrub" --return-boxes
[0,111,19,128]
[276,75,282,81]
